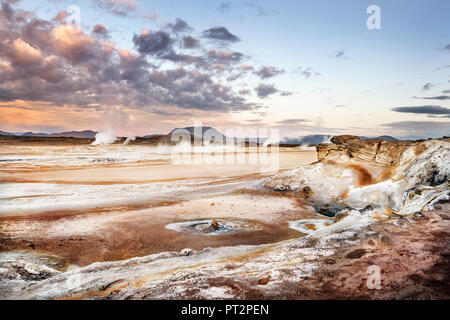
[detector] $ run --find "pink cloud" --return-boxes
[51,25,95,62]
[9,38,43,65]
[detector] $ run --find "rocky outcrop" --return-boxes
[266,137,450,216]
[316,135,449,165]
[0,261,60,281]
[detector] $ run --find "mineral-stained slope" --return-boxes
[265,136,449,217]
[316,135,415,165]
[0,137,449,299]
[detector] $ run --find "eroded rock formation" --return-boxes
[265,136,449,217]
[316,135,449,165]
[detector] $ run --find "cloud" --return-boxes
[7,38,43,65]
[217,2,231,13]
[133,30,174,56]
[2,0,22,4]
[201,27,240,42]
[381,121,450,136]
[91,0,140,17]
[142,12,160,21]
[207,49,243,64]
[442,89,450,94]
[255,83,278,98]
[427,115,450,119]
[391,105,450,115]
[276,119,309,125]
[245,2,278,17]
[166,18,192,34]
[436,65,450,71]
[182,36,199,49]
[254,66,284,79]
[413,95,450,100]
[51,25,97,63]
[335,105,347,108]
[131,29,243,70]
[238,88,251,95]
[0,3,291,118]
[91,0,160,21]
[226,64,254,81]
[93,24,108,36]
[295,66,320,78]
[53,11,69,21]
[445,44,450,51]
[334,50,345,58]
[422,82,434,91]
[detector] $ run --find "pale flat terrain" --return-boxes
[0,144,318,266]
[0,145,316,184]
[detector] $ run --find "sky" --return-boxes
[0,0,449,139]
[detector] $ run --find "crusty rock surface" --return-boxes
[316,135,449,165]
[1,205,448,300]
[266,137,449,216]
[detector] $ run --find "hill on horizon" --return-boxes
[0,130,97,139]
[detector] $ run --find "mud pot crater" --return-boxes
[165,218,262,236]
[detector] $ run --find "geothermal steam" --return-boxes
[124,137,136,145]
[91,107,131,146]
[91,129,118,146]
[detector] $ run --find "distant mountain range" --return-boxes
[282,135,333,145]
[360,135,398,141]
[0,128,399,144]
[142,134,165,139]
[0,130,97,138]
[281,134,398,145]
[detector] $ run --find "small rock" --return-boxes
[315,204,346,218]
[360,204,381,214]
[334,212,349,223]
[299,186,314,199]
[210,219,220,229]
[412,212,428,221]
[345,249,366,259]
[409,274,422,282]
[273,185,291,192]
[397,249,408,256]
[180,248,194,256]
[258,277,270,285]
[380,235,393,244]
